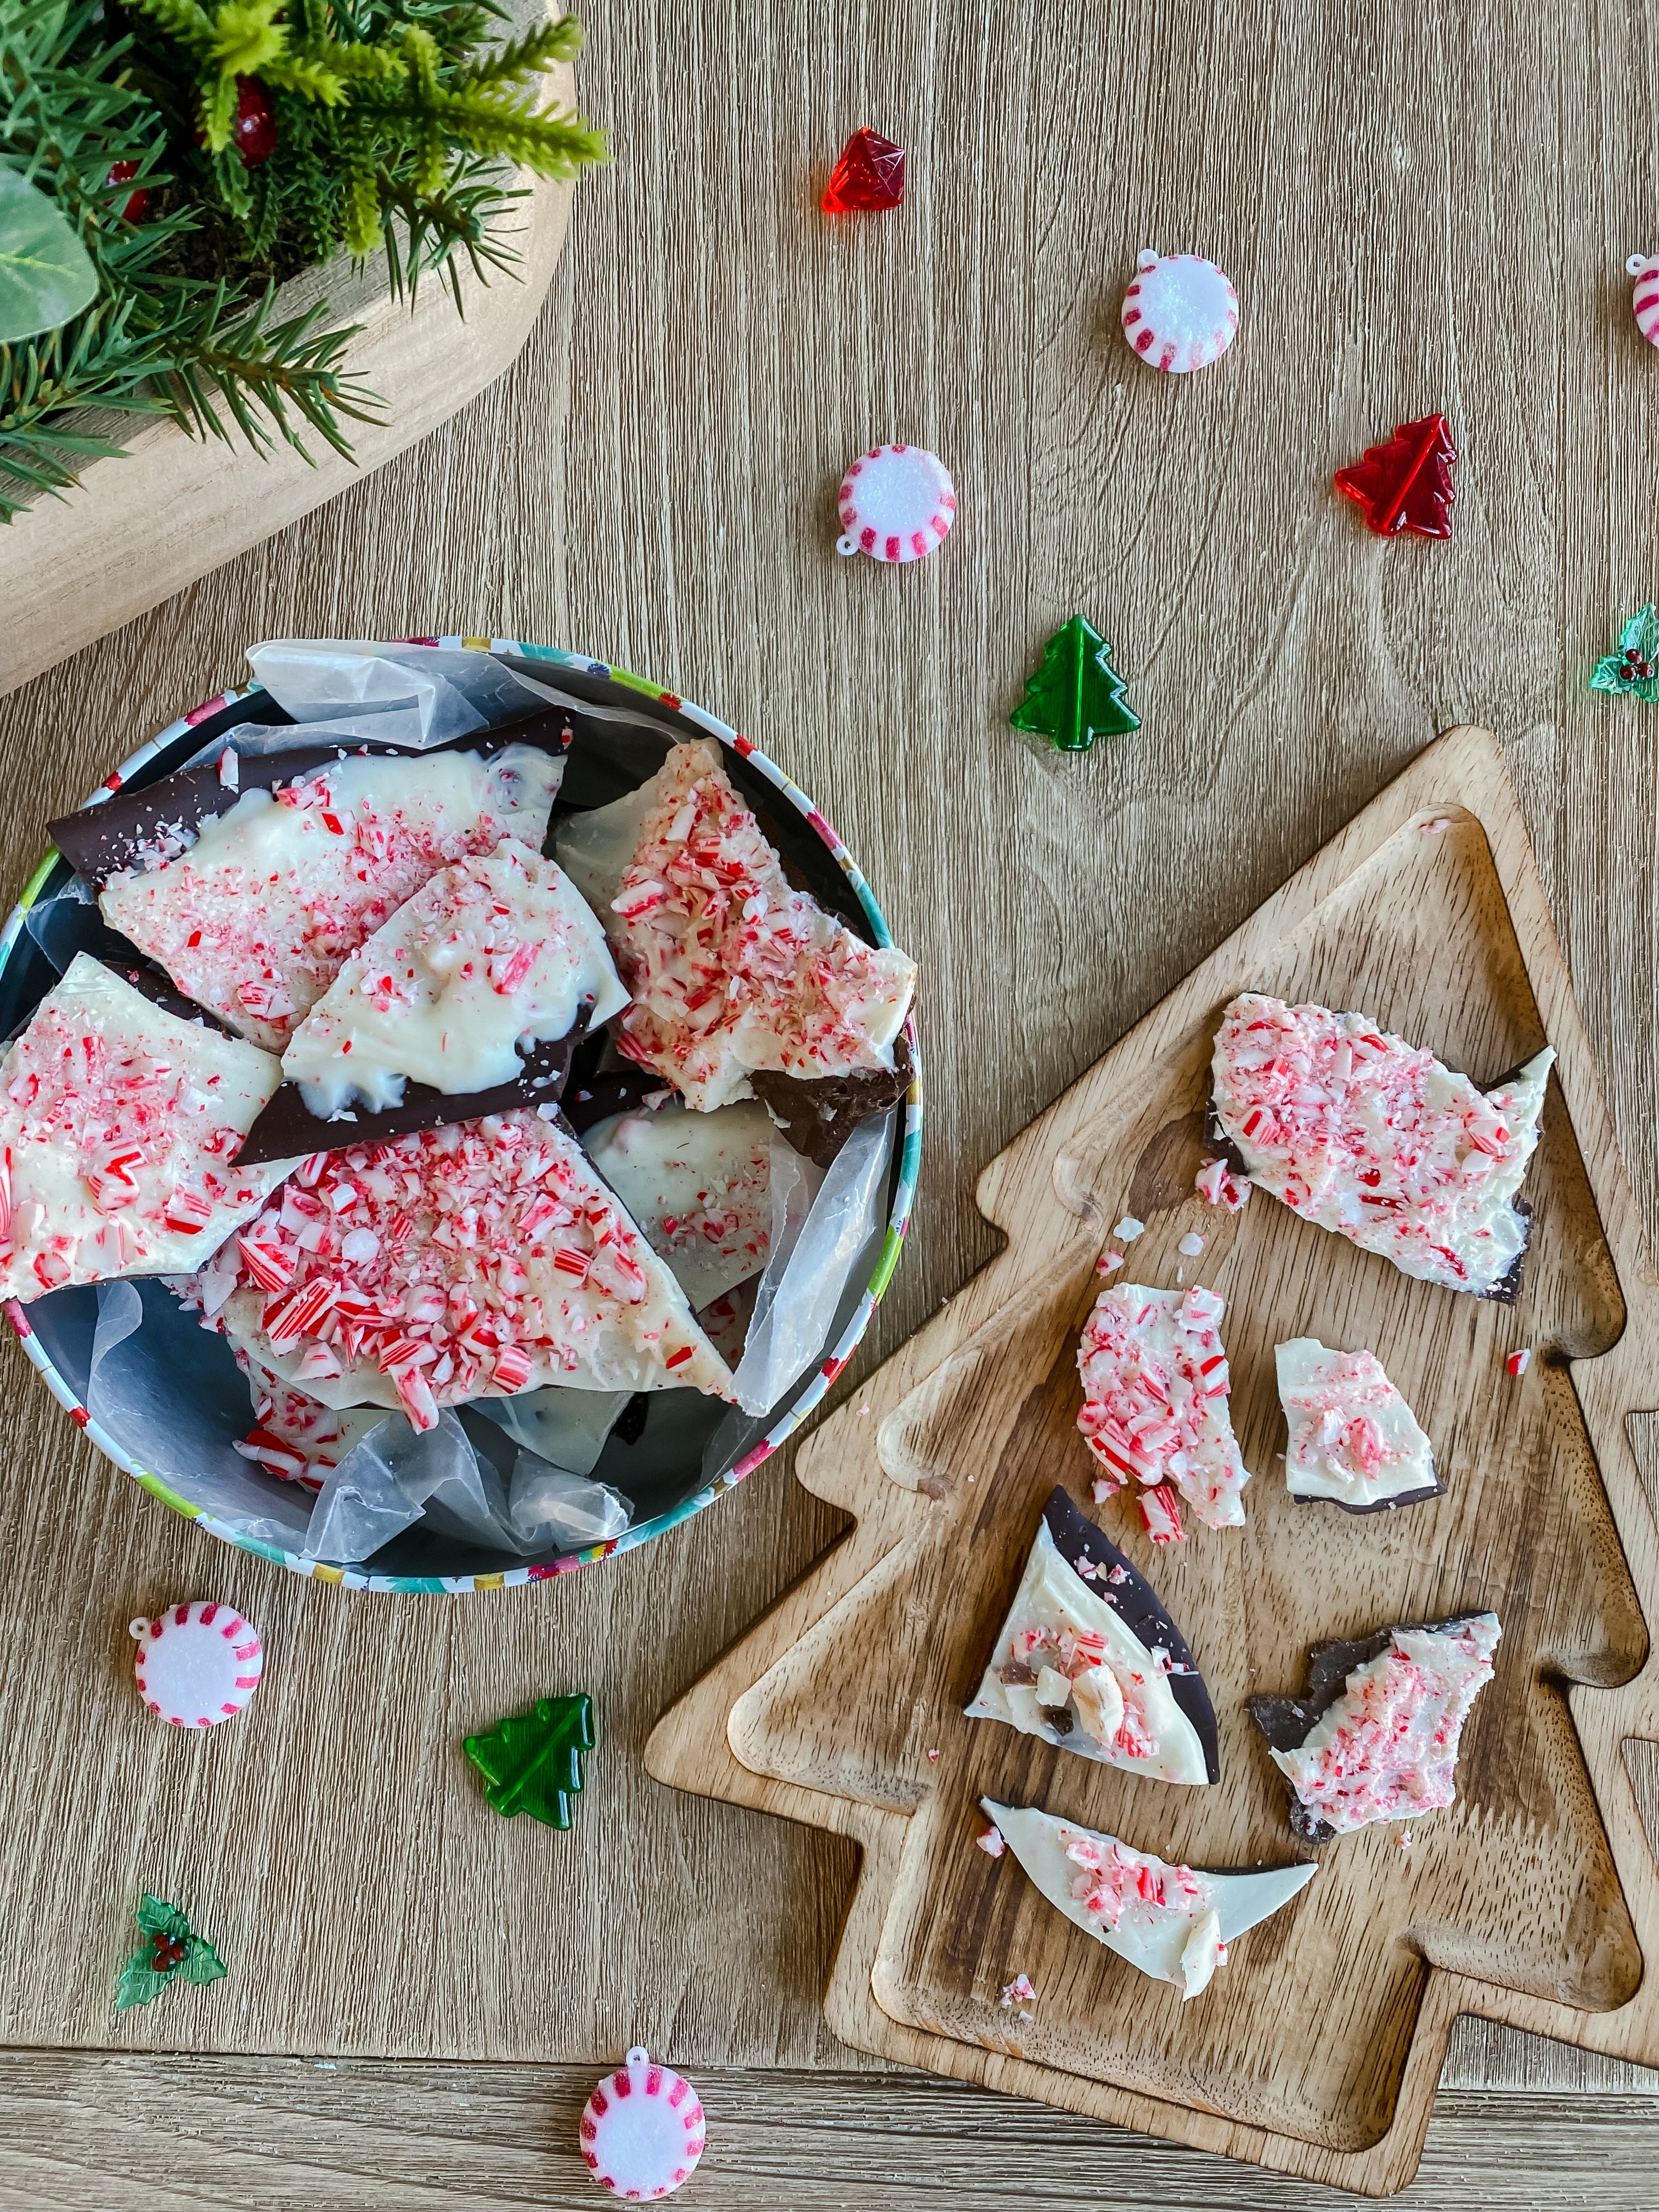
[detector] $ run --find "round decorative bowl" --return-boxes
[0,640,922,1593]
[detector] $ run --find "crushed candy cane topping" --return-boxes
[1064,1829,1211,1936]
[1077,1284,1249,1530]
[1275,1339,1436,1508]
[188,1109,732,1430]
[101,746,562,1052]
[1506,1347,1532,1378]
[1114,1216,1146,1241]
[977,1824,1007,1858]
[281,834,625,1115]
[1195,1156,1251,1211]
[0,955,285,1305]
[999,1973,1037,2011]
[1272,1615,1500,1834]
[605,741,917,1109]
[1211,994,1554,1295]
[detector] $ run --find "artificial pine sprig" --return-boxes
[1,0,605,518]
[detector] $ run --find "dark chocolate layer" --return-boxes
[234,1011,592,1167]
[48,707,575,887]
[749,1029,915,1167]
[1247,1612,1494,1843]
[1290,1476,1446,1517]
[1040,1483,1220,1785]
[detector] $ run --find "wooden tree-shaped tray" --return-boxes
[646,726,1659,2197]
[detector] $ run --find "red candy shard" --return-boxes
[1334,413,1457,539]
[823,128,905,212]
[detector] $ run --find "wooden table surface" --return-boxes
[4,0,1659,2200]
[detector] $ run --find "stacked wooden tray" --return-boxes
[647,725,1659,2197]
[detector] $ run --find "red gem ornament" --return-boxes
[579,2047,706,2199]
[1334,414,1458,538]
[836,443,956,563]
[232,77,278,168]
[131,1601,264,1728]
[823,128,905,212]
[106,161,149,224]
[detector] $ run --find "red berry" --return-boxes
[232,77,278,168]
[106,160,149,224]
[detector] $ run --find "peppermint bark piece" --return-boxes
[966,1487,1217,1784]
[0,954,286,1303]
[1211,993,1553,1298]
[278,836,627,1118]
[1276,1339,1442,1511]
[559,741,916,1111]
[1076,1284,1250,1531]
[1248,1613,1500,1842]
[100,745,563,1052]
[981,1799,1317,2001]
[188,1109,734,1431]
[583,1099,774,1312]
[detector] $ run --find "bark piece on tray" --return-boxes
[965,1486,1218,1784]
[1276,1338,1442,1511]
[556,740,916,1111]
[1076,1283,1250,1533]
[234,838,626,1165]
[981,1798,1317,2000]
[0,954,287,1304]
[1211,992,1553,1299]
[1247,1612,1501,1842]
[181,1108,735,1431]
[582,1098,774,1312]
[94,742,566,1053]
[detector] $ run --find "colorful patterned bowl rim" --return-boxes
[0,638,923,1594]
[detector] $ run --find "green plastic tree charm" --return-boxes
[465,1694,596,1829]
[115,1895,227,2011]
[1011,617,1141,752]
[1590,606,1659,701]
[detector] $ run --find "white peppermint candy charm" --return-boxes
[131,1601,263,1727]
[579,2047,706,2199]
[835,443,957,562]
[1121,250,1239,373]
[1628,255,1659,346]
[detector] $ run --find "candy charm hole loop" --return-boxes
[835,534,857,557]
[128,1618,148,1640]
[625,2045,650,2066]
[1629,253,1652,277]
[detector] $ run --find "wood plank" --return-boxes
[2,2055,1659,2211]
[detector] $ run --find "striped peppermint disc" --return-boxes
[1629,255,1659,346]
[131,1601,263,1727]
[579,2047,706,2199]
[1121,250,1239,373]
[835,443,957,562]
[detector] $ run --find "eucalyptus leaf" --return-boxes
[0,166,99,343]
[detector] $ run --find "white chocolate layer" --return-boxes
[102,744,563,1051]
[983,1799,1316,2000]
[280,837,627,1115]
[964,1520,1209,1784]
[1276,1338,1437,1506]
[0,955,286,1303]
[583,1099,773,1311]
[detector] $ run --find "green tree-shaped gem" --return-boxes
[465,1694,596,1828]
[1011,617,1141,752]
[115,1895,227,2010]
[1590,606,1659,701]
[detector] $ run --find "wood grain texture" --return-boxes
[1,0,1658,2197]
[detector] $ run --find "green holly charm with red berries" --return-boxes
[1590,606,1659,702]
[115,1894,227,2010]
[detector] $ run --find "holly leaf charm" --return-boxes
[1590,606,1659,700]
[182,1935,228,1987]
[115,1895,226,2008]
[464,1693,596,1827]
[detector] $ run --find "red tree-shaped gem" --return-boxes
[823,129,905,212]
[1334,414,1457,538]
